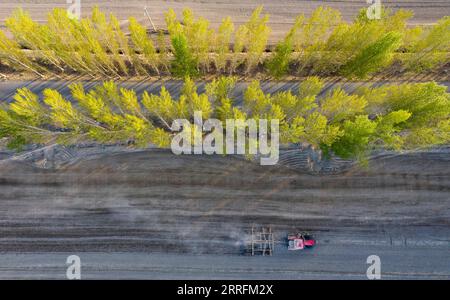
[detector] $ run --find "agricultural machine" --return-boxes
[287,232,316,250]
[249,227,316,255]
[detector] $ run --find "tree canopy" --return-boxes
[1,77,448,163]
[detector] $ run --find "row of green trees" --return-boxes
[0,6,448,78]
[1,77,449,161]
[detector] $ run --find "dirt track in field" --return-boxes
[1,0,449,44]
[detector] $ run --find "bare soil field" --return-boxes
[0,147,449,279]
[1,0,449,44]
[0,80,448,104]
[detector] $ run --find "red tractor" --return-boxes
[288,232,316,250]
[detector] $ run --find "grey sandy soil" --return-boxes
[1,1,449,44]
[0,80,448,104]
[0,148,449,279]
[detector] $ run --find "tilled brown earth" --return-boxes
[0,148,449,278]
[0,148,449,255]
